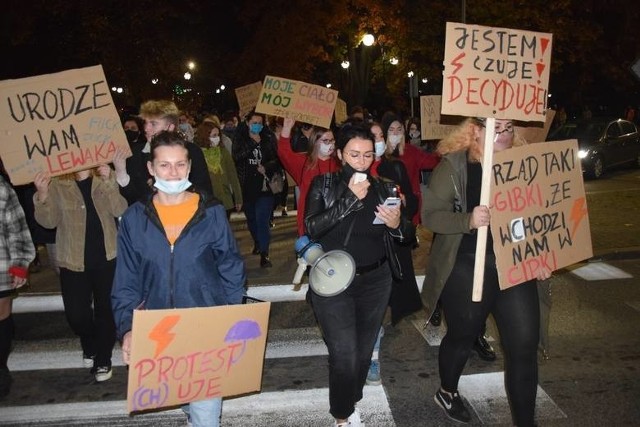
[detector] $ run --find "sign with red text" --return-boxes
[442,22,553,122]
[235,81,262,119]
[255,75,338,128]
[490,140,592,289]
[127,302,271,413]
[0,65,131,185]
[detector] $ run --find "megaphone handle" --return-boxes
[292,258,307,285]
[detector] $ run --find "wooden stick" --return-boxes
[472,117,496,302]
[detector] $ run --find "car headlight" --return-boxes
[578,149,590,159]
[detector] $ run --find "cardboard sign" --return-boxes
[0,65,131,185]
[420,96,461,140]
[255,76,338,128]
[490,140,592,289]
[235,81,262,119]
[516,109,556,143]
[441,22,553,122]
[127,302,271,413]
[334,98,348,125]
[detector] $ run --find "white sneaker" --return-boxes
[94,366,112,382]
[82,354,95,368]
[334,409,364,426]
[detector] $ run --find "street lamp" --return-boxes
[341,60,350,69]
[184,72,192,80]
[187,61,196,71]
[362,34,375,47]
[151,78,159,85]
[389,57,399,65]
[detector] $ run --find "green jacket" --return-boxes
[421,151,476,316]
[203,146,243,210]
[34,174,128,272]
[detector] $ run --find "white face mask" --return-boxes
[374,141,386,157]
[409,130,420,139]
[318,143,334,157]
[388,134,402,149]
[153,177,192,195]
[209,136,221,146]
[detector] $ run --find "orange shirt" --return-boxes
[154,193,200,245]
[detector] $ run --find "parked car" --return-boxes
[547,117,640,178]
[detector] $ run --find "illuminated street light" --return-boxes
[117,87,123,94]
[151,78,159,84]
[362,34,375,47]
[389,57,399,65]
[326,83,332,88]
[422,77,428,83]
[220,85,226,91]
[184,72,192,80]
[341,60,350,69]
[216,88,221,94]
[187,61,196,70]
[408,71,414,78]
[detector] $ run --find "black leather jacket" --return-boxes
[304,171,415,279]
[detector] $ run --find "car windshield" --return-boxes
[550,121,607,140]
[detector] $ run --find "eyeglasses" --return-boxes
[345,150,375,161]
[495,124,514,135]
[319,138,335,145]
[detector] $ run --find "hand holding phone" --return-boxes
[373,197,401,224]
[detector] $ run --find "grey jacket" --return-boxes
[420,151,476,316]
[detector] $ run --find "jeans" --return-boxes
[182,397,222,427]
[439,252,539,426]
[310,262,392,419]
[59,260,116,367]
[244,195,274,253]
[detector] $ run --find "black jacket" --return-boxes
[304,171,415,279]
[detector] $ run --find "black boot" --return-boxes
[473,334,497,361]
[260,253,272,268]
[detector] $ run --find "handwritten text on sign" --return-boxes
[442,23,553,122]
[255,76,338,128]
[490,140,592,288]
[0,65,130,185]
[127,303,270,413]
[235,81,262,119]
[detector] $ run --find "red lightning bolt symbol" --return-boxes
[148,315,180,358]
[450,52,465,75]
[569,197,588,239]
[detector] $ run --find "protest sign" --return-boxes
[441,22,553,122]
[235,81,262,119]
[127,302,270,413]
[420,95,462,140]
[334,98,348,125]
[255,76,338,128]
[0,65,130,185]
[490,140,592,289]
[516,109,556,143]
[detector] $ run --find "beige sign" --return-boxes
[127,302,270,413]
[516,109,556,143]
[0,65,130,185]
[334,98,348,125]
[235,81,262,119]
[490,140,592,288]
[255,75,338,128]
[442,22,553,122]
[420,96,460,140]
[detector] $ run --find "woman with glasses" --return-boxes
[422,118,551,425]
[304,123,415,426]
[278,117,339,236]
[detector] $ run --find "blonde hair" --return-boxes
[437,118,527,163]
[139,100,180,125]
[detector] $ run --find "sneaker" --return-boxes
[366,360,381,385]
[281,207,288,217]
[434,389,471,423]
[0,367,13,398]
[95,366,113,382]
[260,254,272,268]
[334,408,363,426]
[83,354,95,368]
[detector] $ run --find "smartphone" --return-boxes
[373,197,401,224]
[353,172,367,184]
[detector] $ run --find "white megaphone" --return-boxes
[293,235,356,297]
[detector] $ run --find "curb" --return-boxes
[590,247,640,262]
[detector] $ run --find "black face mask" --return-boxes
[340,162,369,182]
[125,129,140,144]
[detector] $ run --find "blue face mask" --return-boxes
[249,123,263,134]
[375,141,386,157]
[153,177,192,195]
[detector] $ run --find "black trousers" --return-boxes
[59,259,116,367]
[439,252,539,427]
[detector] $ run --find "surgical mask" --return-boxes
[318,143,334,157]
[153,177,192,195]
[209,136,221,146]
[409,131,420,139]
[178,123,190,133]
[374,141,386,157]
[388,134,402,149]
[249,123,263,134]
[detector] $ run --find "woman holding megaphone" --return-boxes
[304,123,415,427]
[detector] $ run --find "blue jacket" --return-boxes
[111,191,246,339]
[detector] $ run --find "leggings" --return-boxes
[439,252,539,426]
